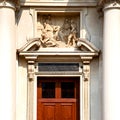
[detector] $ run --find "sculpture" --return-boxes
[37,15,79,48]
[67,19,78,47]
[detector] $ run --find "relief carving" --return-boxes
[83,64,90,81]
[28,61,35,81]
[37,14,80,48]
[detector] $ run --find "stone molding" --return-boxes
[20,1,97,7]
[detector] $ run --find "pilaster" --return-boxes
[81,57,92,120]
[25,56,37,120]
[27,60,35,120]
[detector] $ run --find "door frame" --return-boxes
[26,57,91,120]
[25,56,91,120]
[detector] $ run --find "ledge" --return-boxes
[19,51,99,56]
[20,1,97,7]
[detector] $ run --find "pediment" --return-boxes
[18,38,41,52]
[17,38,100,62]
[77,38,99,53]
[18,38,99,53]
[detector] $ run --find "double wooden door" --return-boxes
[37,77,80,120]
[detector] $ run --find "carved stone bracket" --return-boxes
[81,56,92,81]
[26,56,37,81]
[83,63,90,81]
[27,61,35,81]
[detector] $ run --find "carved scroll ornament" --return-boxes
[27,61,35,81]
[83,64,90,81]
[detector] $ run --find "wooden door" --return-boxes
[37,77,80,120]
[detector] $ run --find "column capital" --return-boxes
[103,2,120,11]
[99,0,118,5]
[0,0,20,10]
[97,0,120,17]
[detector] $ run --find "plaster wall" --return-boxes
[84,8,103,49]
[16,57,27,120]
[17,8,34,49]
[90,58,102,120]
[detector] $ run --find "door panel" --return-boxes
[37,77,79,120]
[60,103,75,120]
[43,103,56,120]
